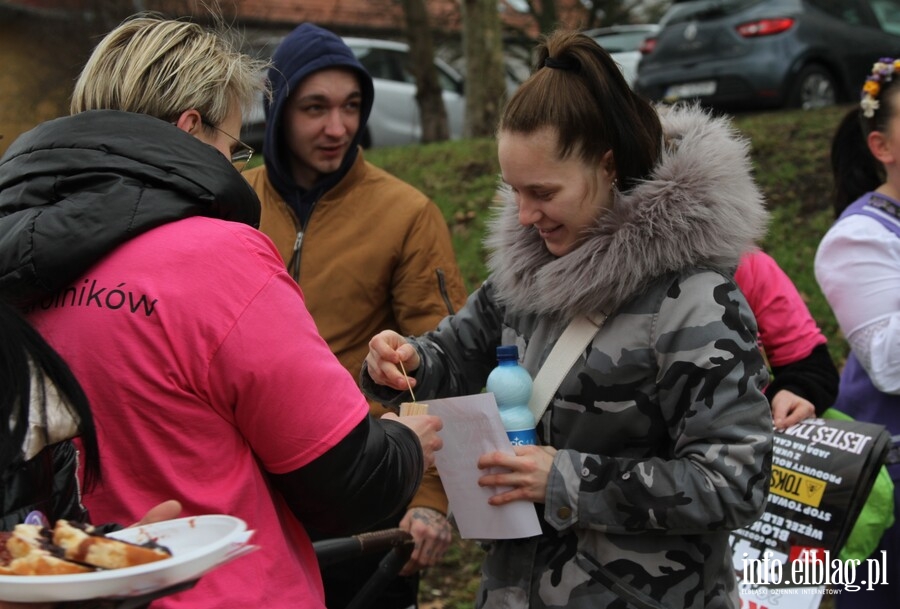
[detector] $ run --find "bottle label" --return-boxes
[506,428,537,446]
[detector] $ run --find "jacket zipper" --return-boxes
[436,268,455,315]
[288,230,304,282]
[287,194,316,283]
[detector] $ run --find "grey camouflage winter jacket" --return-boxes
[361,105,773,609]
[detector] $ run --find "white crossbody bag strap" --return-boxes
[528,313,608,424]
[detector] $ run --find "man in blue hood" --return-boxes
[242,23,469,609]
[254,23,374,223]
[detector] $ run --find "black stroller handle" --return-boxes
[313,527,414,567]
[312,528,416,609]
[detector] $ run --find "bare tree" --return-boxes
[461,0,506,138]
[503,0,668,37]
[399,0,449,143]
[581,0,671,29]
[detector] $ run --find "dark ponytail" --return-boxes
[831,60,900,216]
[500,30,662,192]
[0,300,100,489]
[830,108,883,217]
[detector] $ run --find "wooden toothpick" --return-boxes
[398,359,428,415]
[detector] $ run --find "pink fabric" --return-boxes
[30,217,369,609]
[734,250,827,367]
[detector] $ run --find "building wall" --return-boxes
[0,8,96,155]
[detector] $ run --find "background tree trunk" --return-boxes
[461,0,506,138]
[400,0,449,143]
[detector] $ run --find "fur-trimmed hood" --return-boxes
[485,104,768,319]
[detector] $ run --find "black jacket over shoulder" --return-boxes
[0,110,261,306]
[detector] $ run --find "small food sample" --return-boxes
[0,519,172,575]
[399,401,429,416]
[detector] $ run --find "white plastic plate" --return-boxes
[0,514,255,602]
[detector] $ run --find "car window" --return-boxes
[868,0,900,34]
[808,0,866,25]
[351,47,405,82]
[352,47,459,91]
[350,45,460,93]
[396,54,461,93]
[435,68,460,93]
[662,0,767,26]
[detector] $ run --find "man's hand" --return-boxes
[381,413,443,470]
[397,507,453,576]
[131,500,182,527]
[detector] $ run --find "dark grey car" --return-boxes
[634,0,900,111]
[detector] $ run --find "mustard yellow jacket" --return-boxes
[244,151,469,513]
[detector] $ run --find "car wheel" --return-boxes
[788,64,837,110]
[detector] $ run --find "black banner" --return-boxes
[731,417,891,587]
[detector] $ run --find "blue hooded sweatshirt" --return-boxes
[262,23,375,224]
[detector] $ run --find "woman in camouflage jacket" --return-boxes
[362,30,773,609]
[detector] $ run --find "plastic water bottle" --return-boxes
[486,345,537,446]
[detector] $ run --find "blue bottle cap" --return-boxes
[496,345,519,360]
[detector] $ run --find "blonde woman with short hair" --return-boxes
[0,14,442,609]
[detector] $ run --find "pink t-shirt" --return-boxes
[734,250,827,367]
[29,217,369,609]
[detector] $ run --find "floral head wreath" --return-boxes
[861,57,900,118]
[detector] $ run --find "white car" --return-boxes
[583,24,660,87]
[241,36,466,149]
[344,37,467,148]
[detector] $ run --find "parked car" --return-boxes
[634,0,900,112]
[583,24,660,87]
[241,36,467,150]
[344,37,467,148]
